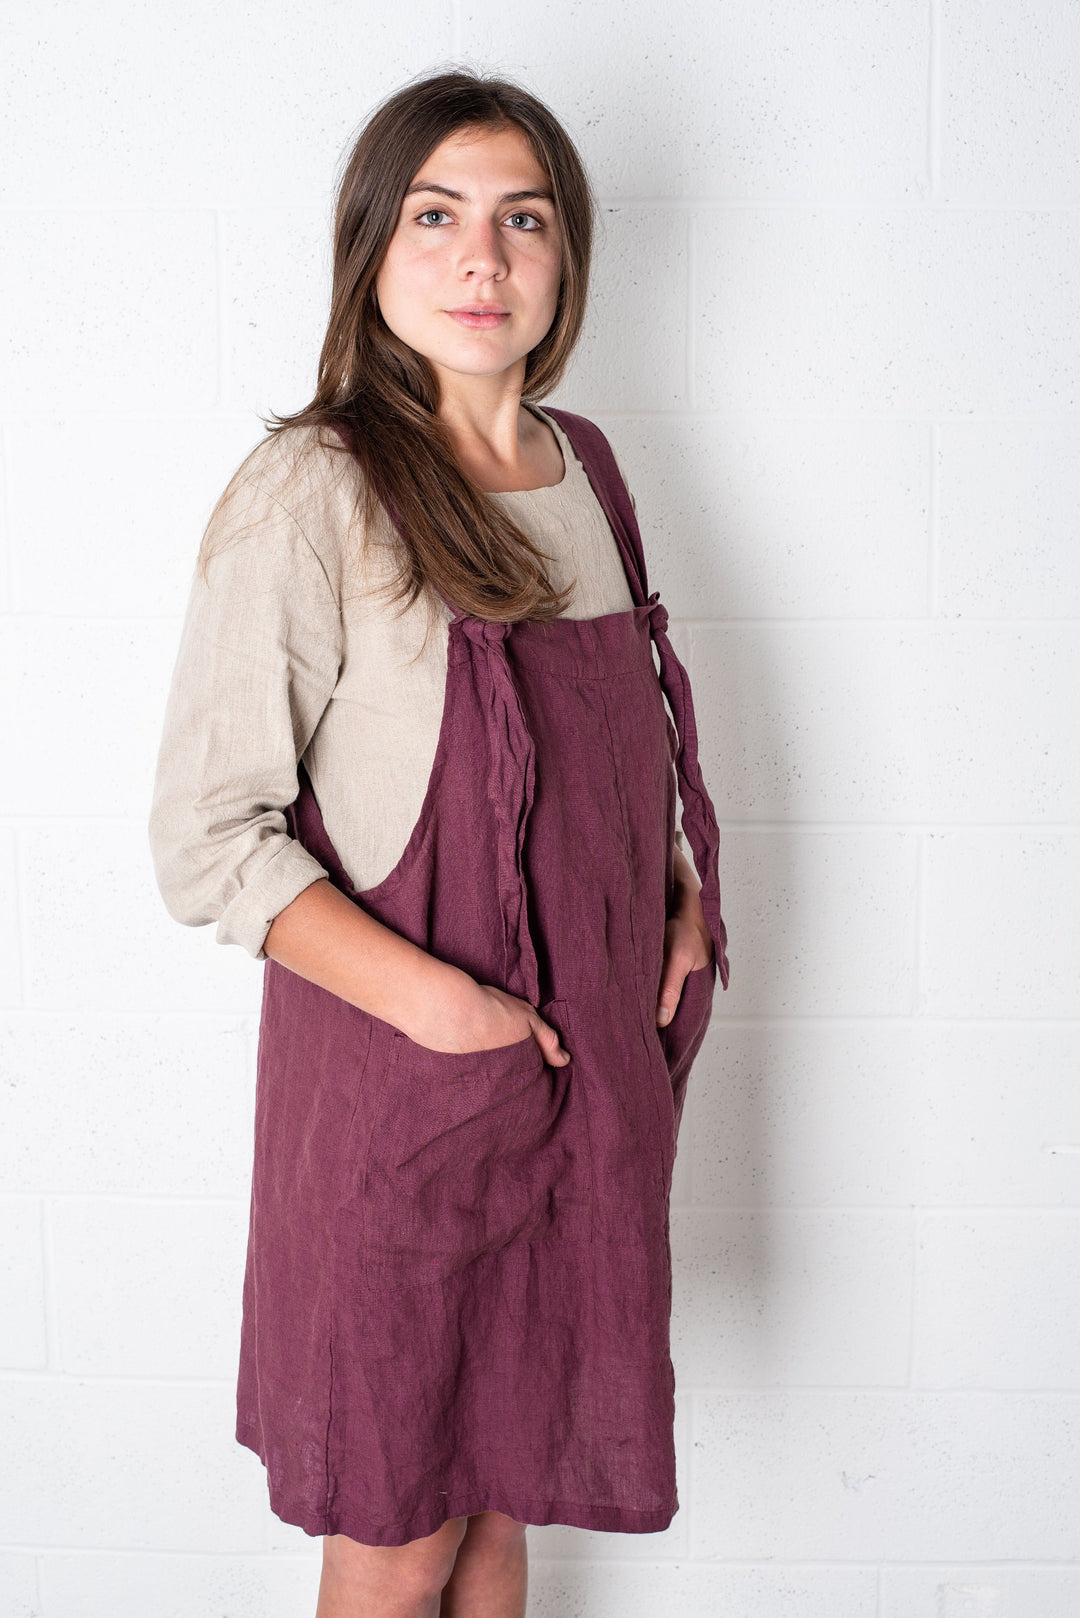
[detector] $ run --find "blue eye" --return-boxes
[418,210,450,227]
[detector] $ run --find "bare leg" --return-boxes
[316,1517,469,1618]
[439,1512,529,1618]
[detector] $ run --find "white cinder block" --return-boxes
[690,1022,1080,1209]
[670,1207,912,1387]
[462,0,928,201]
[882,1564,1080,1618]
[0,1198,46,1369]
[7,415,265,617]
[51,1197,248,1378]
[0,435,10,616]
[684,621,1080,823]
[0,1014,253,1197]
[0,1380,266,1551]
[526,1559,876,1618]
[2,618,198,820]
[665,822,918,1018]
[39,1552,320,1618]
[921,832,1080,1018]
[915,625,1080,821]
[0,0,1076,1602]
[936,420,1080,618]
[690,1390,1080,1560]
[940,0,1080,206]
[695,210,1080,415]
[0,1554,37,1618]
[913,1213,1080,1388]
[20,823,263,1015]
[597,415,930,621]
[220,210,334,415]
[0,830,18,1011]
[559,209,689,412]
[0,3,453,209]
[670,1110,693,1204]
[0,213,216,413]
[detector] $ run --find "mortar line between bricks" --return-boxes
[0,1371,237,1386]
[1,1192,250,1204]
[677,1205,1080,1215]
[592,199,1080,214]
[2,1545,324,1558]
[641,1384,1080,1396]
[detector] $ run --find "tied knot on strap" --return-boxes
[460,616,511,648]
[644,590,669,636]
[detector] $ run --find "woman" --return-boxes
[149,67,730,1618]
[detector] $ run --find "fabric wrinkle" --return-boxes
[234,404,732,1547]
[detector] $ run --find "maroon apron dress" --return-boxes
[235,406,731,1547]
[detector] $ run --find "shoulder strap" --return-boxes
[539,406,650,606]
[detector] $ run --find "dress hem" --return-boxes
[236,1419,678,1546]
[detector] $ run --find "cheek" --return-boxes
[519,250,563,316]
[377,243,441,326]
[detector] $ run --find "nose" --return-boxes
[455,216,509,281]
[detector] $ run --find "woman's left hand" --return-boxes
[656,848,714,1028]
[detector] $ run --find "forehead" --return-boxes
[407,124,551,196]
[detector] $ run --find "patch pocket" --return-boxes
[361,999,576,1290]
[659,956,717,1142]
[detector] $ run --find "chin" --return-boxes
[435,349,528,379]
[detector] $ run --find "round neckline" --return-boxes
[486,405,578,499]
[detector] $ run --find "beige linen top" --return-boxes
[148,406,682,961]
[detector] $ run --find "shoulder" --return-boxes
[230,422,362,537]
[200,422,368,597]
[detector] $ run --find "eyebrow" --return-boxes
[404,182,555,205]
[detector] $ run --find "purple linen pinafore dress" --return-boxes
[235,406,731,1547]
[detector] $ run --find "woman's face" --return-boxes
[375,122,564,390]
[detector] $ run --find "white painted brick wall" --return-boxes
[2,2,1078,1614]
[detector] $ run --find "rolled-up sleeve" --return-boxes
[148,473,342,960]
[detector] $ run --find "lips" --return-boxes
[447,308,510,330]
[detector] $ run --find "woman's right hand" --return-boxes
[397,972,571,1066]
[263,878,570,1065]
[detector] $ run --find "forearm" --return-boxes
[265,845,705,1031]
[262,877,471,1032]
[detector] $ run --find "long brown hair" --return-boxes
[203,67,597,623]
